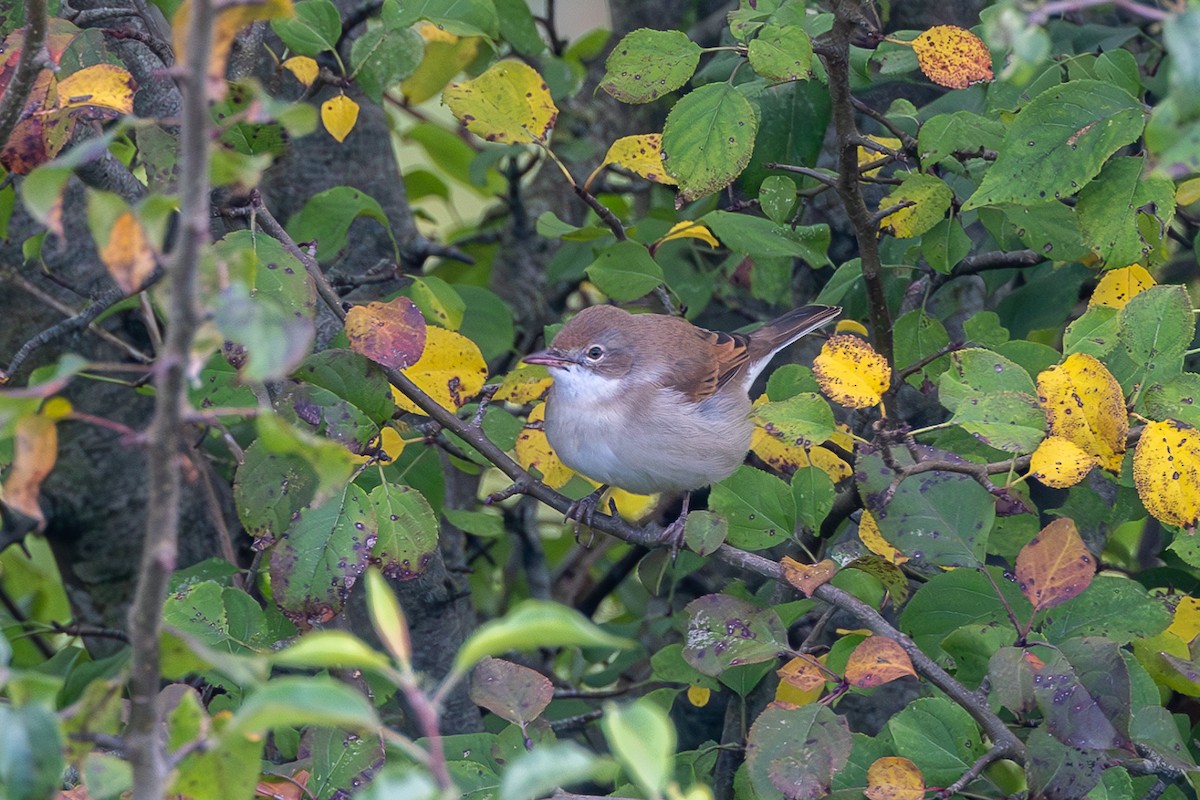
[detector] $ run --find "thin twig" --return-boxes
[0,582,56,658]
[1,285,129,383]
[937,747,1011,799]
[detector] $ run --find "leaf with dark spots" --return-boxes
[271,483,374,627]
[683,594,789,677]
[233,439,319,543]
[469,657,553,726]
[746,703,851,800]
[1025,727,1105,800]
[345,296,427,369]
[366,483,438,581]
[293,349,397,425]
[1029,648,1126,750]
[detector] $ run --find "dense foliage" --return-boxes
[2,0,1200,798]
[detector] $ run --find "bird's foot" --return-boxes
[564,485,614,542]
[656,492,692,560]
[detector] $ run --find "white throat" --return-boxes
[549,365,626,409]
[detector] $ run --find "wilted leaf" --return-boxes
[845,636,917,688]
[777,655,827,693]
[814,334,891,408]
[470,657,554,726]
[1133,419,1200,531]
[1,413,57,529]
[99,211,157,294]
[1029,435,1097,488]
[514,402,574,489]
[1036,353,1128,472]
[865,756,925,800]
[596,134,676,185]
[392,325,487,413]
[1016,518,1095,611]
[345,297,427,369]
[750,425,852,483]
[444,60,557,144]
[911,25,992,89]
[321,94,359,142]
[781,556,836,597]
[878,173,953,238]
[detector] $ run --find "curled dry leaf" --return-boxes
[912,25,993,90]
[1035,352,1127,472]
[100,211,157,294]
[1133,419,1200,531]
[1015,517,1095,611]
[814,334,891,409]
[844,635,916,688]
[780,556,837,597]
[1,414,58,529]
[345,296,427,369]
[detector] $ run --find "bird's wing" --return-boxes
[661,325,752,402]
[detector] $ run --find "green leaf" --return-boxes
[1141,373,1200,428]
[600,28,701,103]
[584,240,664,301]
[272,0,342,55]
[1064,306,1120,359]
[601,698,676,796]
[233,439,319,541]
[1030,648,1125,749]
[741,79,831,191]
[710,466,796,551]
[759,175,796,224]
[857,447,995,569]
[387,0,498,37]
[228,677,379,735]
[407,275,466,330]
[792,466,834,534]
[453,600,633,674]
[950,391,1047,453]
[918,110,1004,169]
[940,623,1015,689]
[1118,284,1194,389]
[255,413,357,505]
[891,701,986,789]
[663,84,759,202]
[163,581,279,657]
[271,630,392,672]
[0,704,64,800]
[703,210,829,266]
[964,80,1147,209]
[682,593,789,676]
[753,392,836,447]
[1076,156,1176,268]
[293,349,397,425]
[285,186,397,262]
[270,483,374,625]
[367,483,439,580]
[921,217,972,274]
[1024,727,1105,800]
[458,285,516,361]
[938,348,1035,413]
[879,173,954,238]
[900,567,1031,657]
[309,729,386,799]
[214,284,314,382]
[1040,575,1171,644]
[893,310,950,388]
[351,24,423,103]
[169,720,263,800]
[684,510,728,556]
[493,0,545,56]
[748,24,812,82]
[745,703,851,800]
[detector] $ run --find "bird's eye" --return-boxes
[586,345,604,360]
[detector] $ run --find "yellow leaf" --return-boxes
[443,61,558,144]
[514,402,575,489]
[1,414,58,530]
[657,220,718,248]
[599,134,677,185]
[416,19,458,44]
[392,325,487,414]
[377,426,406,460]
[56,64,135,114]
[857,135,900,177]
[776,654,827,705]
[1133,419,1200,531]
[1089,264,1156,309]
[829,422,855,452]
[1178,177,1200,207]
[495,365,553,404]
[911,25,992,89]
[604,486,658,522]
[814,334,891,409]
[749,426,852,482]
[878,173,953,239]
[100,211,157,294]
[283,56,319,87]
[859,510,908,565]
[1168,596,1200,642]
[1035,353,1127,472]
[1029,435,1097,489]
[41,397,73,420]
[865,756,925,800]
[174,0,293,99]
[835,319,869,337]
[322,94,359,143]
[686,685,710,707]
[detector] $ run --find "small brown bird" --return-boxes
[523,304,841,536]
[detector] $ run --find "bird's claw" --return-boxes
[564,485,614,543]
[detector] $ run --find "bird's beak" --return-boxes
[523,349,577,369]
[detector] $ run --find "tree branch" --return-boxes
[125,0,211,793]
[0,0,49,151]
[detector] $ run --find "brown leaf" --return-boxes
[100,211,157,294]
[345,297,427,369]
[781,556,837,597]
[1015,517,1095,611]
[844,636,916,688]
[469,656,554,726]
[2,414,58,529]
[777,654,827,692]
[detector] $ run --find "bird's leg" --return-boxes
[564,484,614,541]
[658,491,692,556]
